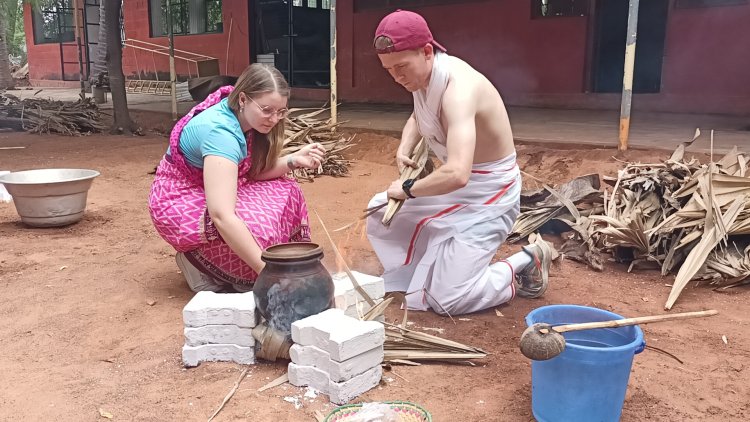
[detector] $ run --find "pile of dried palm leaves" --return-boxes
[509,134,750,309]
[0,93,107,135]
[283,107,356,180]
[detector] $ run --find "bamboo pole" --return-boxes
[72,0,85,97]
[166,0,177,120]
[329,0,337,125]
[618,0,640,151]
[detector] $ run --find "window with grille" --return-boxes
[294,0,332,9]
[675,0,747,8]
[31,0,76,44]
[531,0,589,18]
[354,0,477,13]
[149,0,223,37]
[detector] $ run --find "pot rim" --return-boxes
[0,169,100,185]
[262,242,324,262]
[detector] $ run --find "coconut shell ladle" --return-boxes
[519,309,718,361]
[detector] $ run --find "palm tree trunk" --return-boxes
[0,11,15,90]
[104,0,137,134]
[90,0,107,84]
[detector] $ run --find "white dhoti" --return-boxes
[366,154,522,315]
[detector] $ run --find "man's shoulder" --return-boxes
[445,56,486,91]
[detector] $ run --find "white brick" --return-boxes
[184,324,255,347]
[182,344,255,367]
[288,362,330,390]
[182,291,257,328]
[290,344,384,382]
[328,364,382,405]
[288,363,382,405]
[291,309,385,362]
[332,271,385,310]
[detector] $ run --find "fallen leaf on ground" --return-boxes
[99,408,113,419]
[495,309,504,317]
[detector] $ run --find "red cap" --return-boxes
[374,10,447,54]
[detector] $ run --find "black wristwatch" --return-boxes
[402,178,416,199]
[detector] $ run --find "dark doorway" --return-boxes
[252,0,330,88]
[591,0,669,93]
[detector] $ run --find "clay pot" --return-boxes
[253,242,334,335]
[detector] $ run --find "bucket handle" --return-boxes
[635,340,646,355]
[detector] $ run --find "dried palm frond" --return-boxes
[509,135,750,309]
[282,107,356,180]
[381,137,430,226]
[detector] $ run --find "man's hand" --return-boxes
[396,151,417,173]
[386,179,408,201]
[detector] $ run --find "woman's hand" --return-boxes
[291,143,326,170]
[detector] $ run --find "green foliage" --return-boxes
[2,0,34,62]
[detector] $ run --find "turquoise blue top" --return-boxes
[170,98,247,168]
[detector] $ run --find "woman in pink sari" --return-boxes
[148,64,325,292]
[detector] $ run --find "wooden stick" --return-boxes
[543,309,718,334]
[313,210,375,306]
[207,367,250,422]
[257,373,288,392]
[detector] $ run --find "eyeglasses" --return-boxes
[248,97,289,119]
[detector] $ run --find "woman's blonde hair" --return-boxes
[228,63,290,179]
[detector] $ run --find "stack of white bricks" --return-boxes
[288,309,384,405]
[332,271,385,320]
[181,291,258,367]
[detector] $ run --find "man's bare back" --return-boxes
[440,56,515,164]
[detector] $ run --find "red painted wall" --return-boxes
[23,1,750,115]
[121,0,251,79]
[338,1,589,105]
[23,4,71,83]
[336,1,750,115]
[660,4,750,105]
[23,1,251,84]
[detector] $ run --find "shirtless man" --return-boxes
[365,10,553,315]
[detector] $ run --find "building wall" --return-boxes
[23,1,251,85]
[337,1,750,115]
[23,4,72,84]
[120,0,251,80]
[22,1,750,115]
[659,4,750,110]
[338,1,588,105]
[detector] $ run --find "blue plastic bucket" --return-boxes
[525,305,645,422]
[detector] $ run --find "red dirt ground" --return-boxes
[0,112,748,421]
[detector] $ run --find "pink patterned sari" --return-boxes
[148,86,310,287]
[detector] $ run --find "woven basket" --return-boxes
[324,401,431,422]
